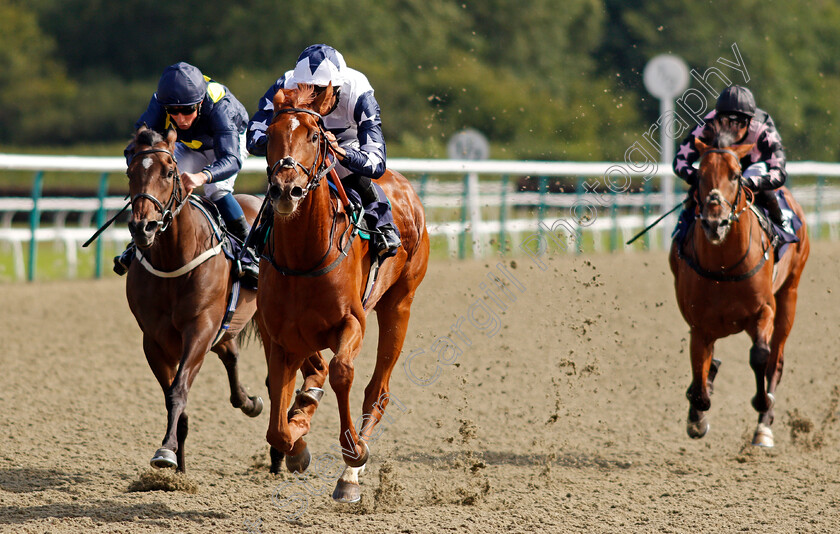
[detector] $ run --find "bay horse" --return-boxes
[669,120,809,448]
[256,84,429,502]
[125,126,264,472]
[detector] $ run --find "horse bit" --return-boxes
[127,147,187,233]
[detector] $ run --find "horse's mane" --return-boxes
[273,83,317,111]
[135,127,165,148]
[709,117,740,149]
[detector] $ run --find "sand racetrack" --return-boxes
[2,242,840,533]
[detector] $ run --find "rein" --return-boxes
[680,148,771,282]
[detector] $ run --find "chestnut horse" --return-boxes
[256,84,429,502]
[125,126,264,471]
[669,122,809,448]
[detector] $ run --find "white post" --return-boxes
[660,97,676,251]
[643,54,689,251]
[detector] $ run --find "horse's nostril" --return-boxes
[144,220,159,233]
[268,184,282,200]
[720,219,730,227]
[290,186,304,199]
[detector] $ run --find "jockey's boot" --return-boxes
[113,242,136,275]
[754,189,785,227]
[356,178,401,257]
[226,216,260,283]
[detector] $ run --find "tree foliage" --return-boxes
[4,0,840,162]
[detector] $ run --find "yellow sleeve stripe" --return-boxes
[180,139,204,149]
[207,82,226,103]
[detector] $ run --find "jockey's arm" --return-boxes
[336,91,386,179]
[247,77,288,157]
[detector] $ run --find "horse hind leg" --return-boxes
[754,284,800,448]
[214,340,263,418]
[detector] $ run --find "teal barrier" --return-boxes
[27,172,44,282]
[458,173,468,259]
[95,173,109,278]
[499,174,509,256]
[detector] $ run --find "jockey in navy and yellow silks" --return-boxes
[131,62,249,190]
[115,62,257,280]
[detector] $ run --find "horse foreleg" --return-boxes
[686,331,715,439]
[265,343,306,455]
[284,351,329,474]
[329,318,369,503]
[213,339,263,417]
[153,326,212,470]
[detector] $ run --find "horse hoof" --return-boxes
[269,446,284,475]
[332,479,362,503]
[752,423,774,448]
[150,448,178,469]
[286,446,311,474]
[686,411,710,439]
[242,395,263,418]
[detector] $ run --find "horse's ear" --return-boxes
[732,143,754,159]
[313,83,335,116]
[694,138,710,156]
[165,127,177,149]
[273,89,291,111]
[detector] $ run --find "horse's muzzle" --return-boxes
[700,217,730,244]
[129,219,161,248]
[268,183,305,216]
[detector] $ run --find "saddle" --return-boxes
[191,197,259,290]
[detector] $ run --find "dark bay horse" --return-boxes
[256,84,429,502]
[125,126,264,471]
[669,122,809,448]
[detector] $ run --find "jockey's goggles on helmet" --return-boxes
[721,113,750,126]
[165,104,198,116]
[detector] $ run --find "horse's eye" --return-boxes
[311,133,319,143]
[167,169,176,179]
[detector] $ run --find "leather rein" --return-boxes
[261,107,356,277]
[679,148,771,282]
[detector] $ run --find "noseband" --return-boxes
[266,107,338,200]
[127,147,187,233]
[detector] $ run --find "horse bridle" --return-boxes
[266,107,338,200]
[695,148,751,226]
[127,147,188,233]
[680,147,771,282]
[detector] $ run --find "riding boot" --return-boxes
[754,189,785,227]
[346,175,401,257]
[113,242,136,275]
[226,216,260,283]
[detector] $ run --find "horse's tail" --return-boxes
[237,317,263,349]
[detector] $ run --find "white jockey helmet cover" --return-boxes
[291,44,346,87]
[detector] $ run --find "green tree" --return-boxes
[0,0,76,144]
